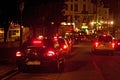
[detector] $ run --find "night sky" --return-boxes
[0,0,64,23]
[0,0,112,26]
[0,0,19,23]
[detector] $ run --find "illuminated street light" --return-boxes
[110,21,114,25]
[90,22,95,26]
[51,22,54,25]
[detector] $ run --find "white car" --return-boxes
[92,34,116,55]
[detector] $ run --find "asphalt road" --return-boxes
[0,47,18,64]
[1,42,120,80]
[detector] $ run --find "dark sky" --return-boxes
[0,0,51,23]
[0,0,19,23]
[0,0,64,22]
[0,0,112,24]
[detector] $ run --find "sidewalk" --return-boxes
[0,47,18,79]
[0,64,17,79]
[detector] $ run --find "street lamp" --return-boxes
[19,0,24,47]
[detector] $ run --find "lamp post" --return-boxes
[19,0,24,47]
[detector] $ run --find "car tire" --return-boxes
[18,65,28,72]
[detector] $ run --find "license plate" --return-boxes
[27,61,41,65]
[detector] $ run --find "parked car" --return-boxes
[115,39,120,51]
[92,34,116,55]
[16,38,65,72]
[57,36,71,56]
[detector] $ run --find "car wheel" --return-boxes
[18,65,28,72]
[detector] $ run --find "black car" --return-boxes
[16,38,65,72]
[115,39,120,51]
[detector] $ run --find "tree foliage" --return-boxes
[23,0,66,27]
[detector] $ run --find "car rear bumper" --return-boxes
[92,49,115,55]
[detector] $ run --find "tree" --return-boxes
[22,0,66,36]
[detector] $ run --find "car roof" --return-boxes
[22,38,58,47]
[97,35,113,42]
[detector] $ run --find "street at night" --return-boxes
[0,42,120,80]
[0,0,120,80]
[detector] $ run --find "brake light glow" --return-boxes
[33,40,42,44]
[118,42,120,45]
[103,34,107,37]
[95,42,99,47]
[46,51,55,57]
[112,42,115,48]
[53,36,58,41]
[16,51,22,57]
[63,44,67,49]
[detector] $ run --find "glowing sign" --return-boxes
[81,26,88,29]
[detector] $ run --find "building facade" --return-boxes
[63,0,109,34]
[109,0,120,38]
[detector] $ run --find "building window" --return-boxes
[83,4,86,11]
[82,4,88,14]
[83,16,87,22]
[74,4,78,11]
[70,15,73,22]
[105,11,107,14]
[65,4,68,10]
[75,16,79,20]
[71,4,73,11]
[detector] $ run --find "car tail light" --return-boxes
[63,44,67,49]
[103,34,107,37]
[46,50,55,57]
[32,39,44,46]
[53,37,58,41]
[33,40,42,44]
[94,42,99,47]
[117,42,120,45]
[16,51,22,57]
[111,42,115,48]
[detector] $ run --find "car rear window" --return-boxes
[98,36,112,42]
[22,38,56,48]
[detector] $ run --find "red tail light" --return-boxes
[33,40,42,44]
[117,42,120,45]
[63,45,67,49]
[94,42,99,47]
[112,42,115,48]
[46,51,55,57]
[54,36,58,41]
[103,34,107,37]
[16,51,22,57]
